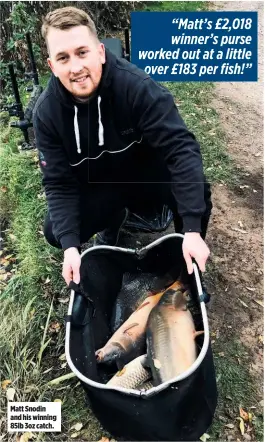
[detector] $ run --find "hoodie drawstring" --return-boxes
[97,95,104,146]
[74,106,81,154]
[74,97,104,153]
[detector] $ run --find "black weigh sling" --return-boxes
[65,234,218,441]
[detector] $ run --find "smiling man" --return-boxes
[33,6,212,286]
[46,24,105,97]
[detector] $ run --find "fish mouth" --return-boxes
[95,349,104,362]
[95,342,125,364]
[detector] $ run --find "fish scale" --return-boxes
[107,355,151,389]
[96,289,168,366]
[148,310,175,380]
[146,287,198,385]
[137,380,154,391]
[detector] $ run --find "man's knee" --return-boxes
[43,214,61,249]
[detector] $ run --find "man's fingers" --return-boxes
[183,249,193,275]
[72,265,80,284]
[62,264,80,285]
[196,256,206,273]
[182,233,210,275]
[63,269,71,285]
[62,264,72,286]
[196,248,210,272]
[62,248,81,286]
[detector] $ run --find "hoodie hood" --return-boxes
[49,49,115,152]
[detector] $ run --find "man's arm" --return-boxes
[130,77,210,273]
[33,109,81,251]
[130,77,206,233]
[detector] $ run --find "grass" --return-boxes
[209,340,263,441]
[165,81,236,185]
[0,1,261,440]
[0,125,74,440]
[0,64,106,442]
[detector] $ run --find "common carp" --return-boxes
[146,286,203,385]
[137,380,154,391]
[96,280,183,367]
[107,354,151,389]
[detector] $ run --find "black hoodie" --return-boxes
[33,49,206,250]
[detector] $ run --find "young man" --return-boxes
[33,6,212,286]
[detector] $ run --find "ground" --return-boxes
[209,0,263,384]
[206,2,264,438]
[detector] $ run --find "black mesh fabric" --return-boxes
[68,236,218,440]
[124,205,174,232]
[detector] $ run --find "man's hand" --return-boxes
[182,232,210,274]
[63,247,81,286]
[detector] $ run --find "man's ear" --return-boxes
[47,57,57,76]
[99,43,106,64]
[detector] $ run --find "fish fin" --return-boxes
[141,354,150,369]
[194,330,204,338]
[153,358,162,369]
[116,366,126,377]
[123,323,139,335]
[168,279,183,291]
[135,301,150,312]
[116,357,126,372]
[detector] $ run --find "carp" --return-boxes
[107,354,150,389]
[137,380,154,391]
[146,286,203,385]
[96,280,183,367]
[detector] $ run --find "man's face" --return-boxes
[47,25,105,98]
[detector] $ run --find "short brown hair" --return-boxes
[41,6,98,42]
